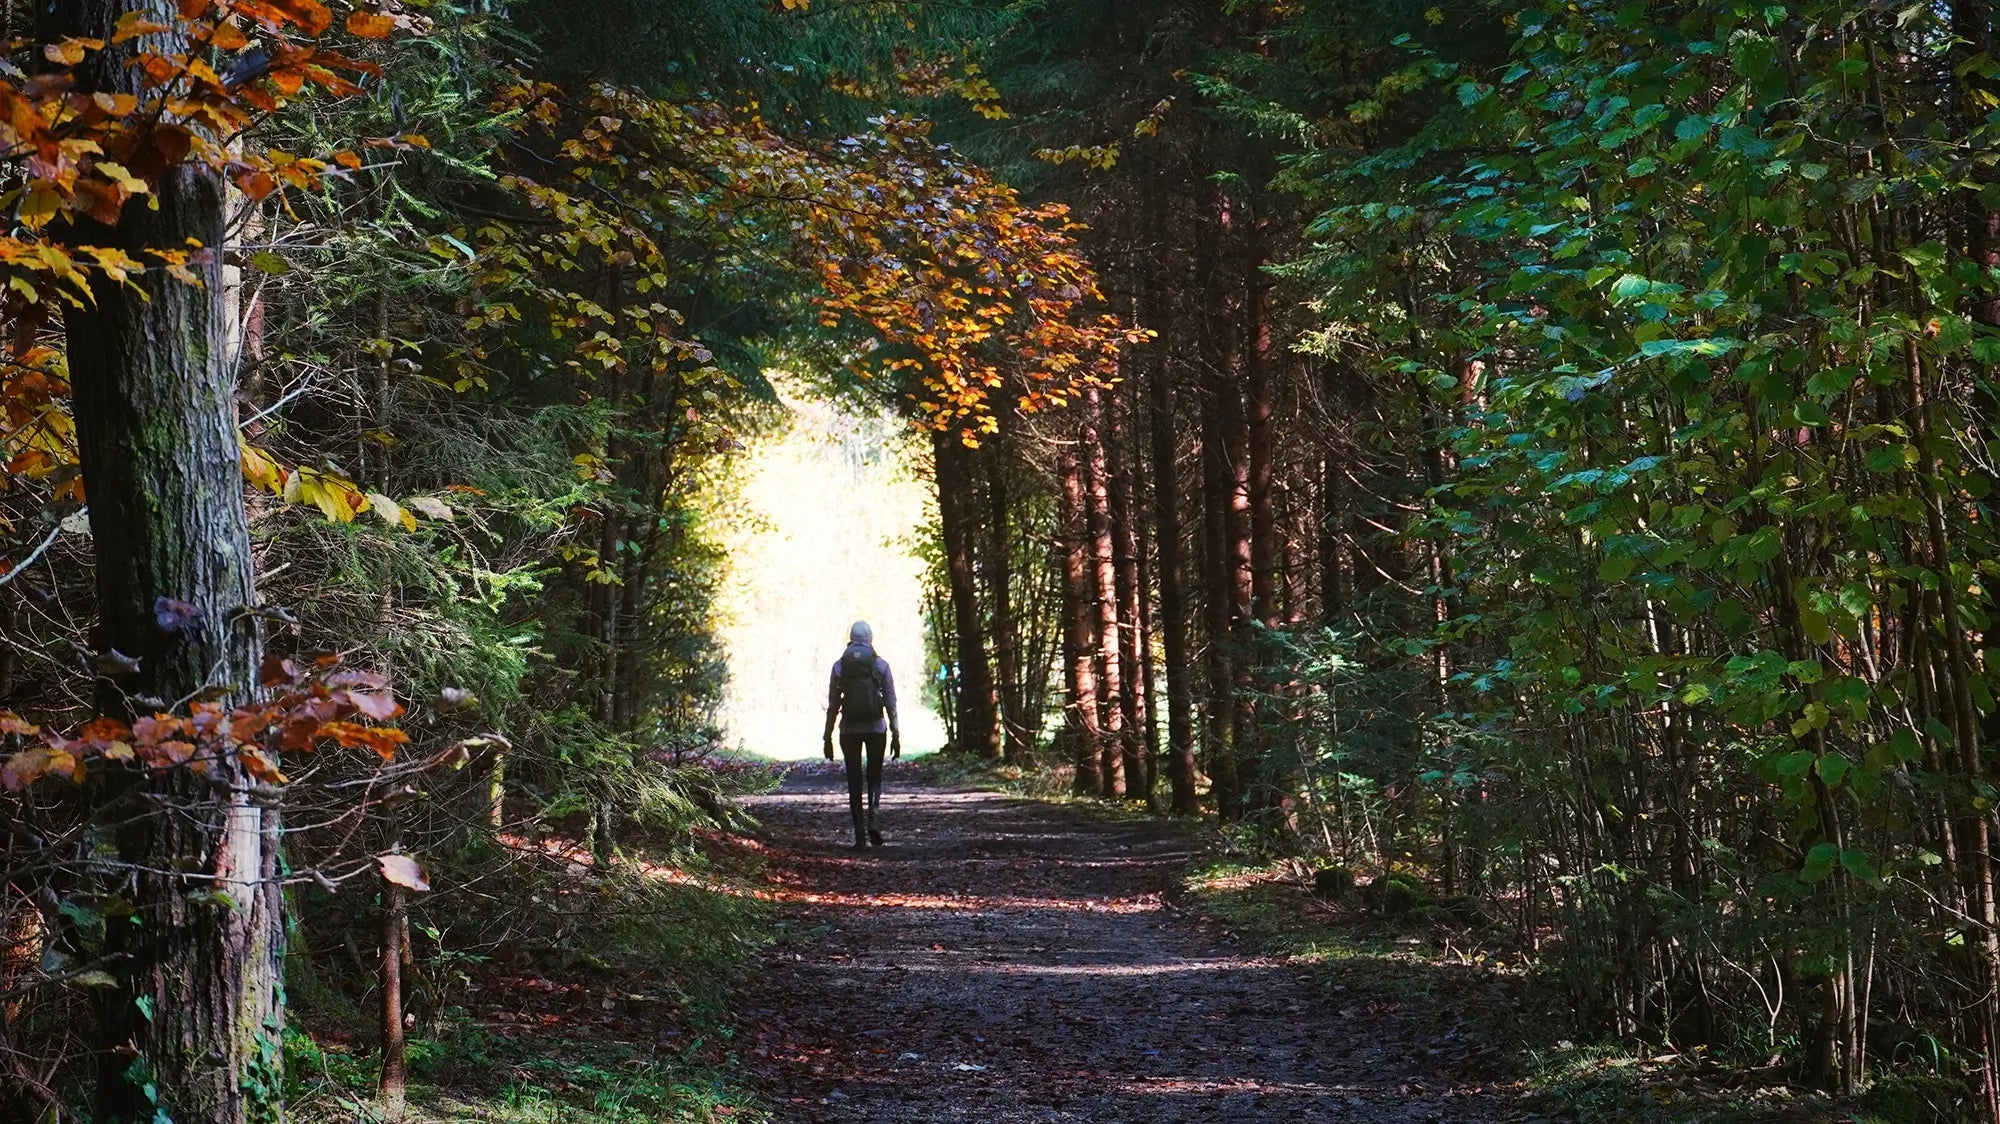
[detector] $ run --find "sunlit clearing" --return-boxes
[709,374,947,758]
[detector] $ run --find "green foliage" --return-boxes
[1264,0,2000,1094]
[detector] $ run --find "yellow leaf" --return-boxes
[19,186,60,231]
[296,474,334,520]
[311,473,367,522]
[240,440,285,494]
[44,37,102,66]
[113,13,172,43]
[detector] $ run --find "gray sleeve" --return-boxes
[880,658,898,724]
[828,662,842,711]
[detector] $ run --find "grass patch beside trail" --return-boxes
[913,750,1076,802]
[913,749,1165,817]
[1180,859,1880,1123]
[287,765,783,1124]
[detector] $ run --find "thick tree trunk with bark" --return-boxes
[934,430,999,757]
[48,6,278,1121]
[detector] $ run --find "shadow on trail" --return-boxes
[731,765,1520,1123]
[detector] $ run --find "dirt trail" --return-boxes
[733,765,1517,1123]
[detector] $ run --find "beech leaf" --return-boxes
[347,10,395,37]
[378,853,429,892]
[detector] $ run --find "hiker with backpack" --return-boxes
[823,620,901,849]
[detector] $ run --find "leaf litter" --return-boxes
[725,764,1528,1123]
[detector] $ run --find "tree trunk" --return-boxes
[376,866,408,1120]
[1138,203,1198,816]
[933,430,999,757]
[1135,480,1162,807]
[1318,360,1351,626]
[1245,236,1278,628]
[1108,381,1150,800]
[1058,441,1103,794]
[985,440,1028,763]
[1150,326,1198,816]
[1206,198,1257,820]
[1196,196,1243,818]
[1200,397,1239,819]
[49,7,278,1121]
[1223,309,1258,820]
[1082,385,1126,799]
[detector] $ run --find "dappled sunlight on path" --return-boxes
[730,767,1516,1123]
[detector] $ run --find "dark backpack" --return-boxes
[839,647,884,723]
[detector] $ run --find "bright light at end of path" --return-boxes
[707,373,948,759]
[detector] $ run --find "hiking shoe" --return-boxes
[868,827,884,848]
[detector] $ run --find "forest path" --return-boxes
[731,765,1517,1123]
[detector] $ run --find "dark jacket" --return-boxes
[827,643,897,735]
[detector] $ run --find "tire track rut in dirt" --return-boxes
[734,765,1516,1123]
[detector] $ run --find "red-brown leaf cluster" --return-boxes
[0,655,406,791]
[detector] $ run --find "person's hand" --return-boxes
[822,734,835,761]
[890,731,902,760]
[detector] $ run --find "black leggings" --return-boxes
[839,731,886,825]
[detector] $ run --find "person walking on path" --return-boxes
[823,620,901,849]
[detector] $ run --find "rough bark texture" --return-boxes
[48,6,279,1121]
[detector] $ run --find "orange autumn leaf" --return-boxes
[208,21,250,49]
[346,10,395,38]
